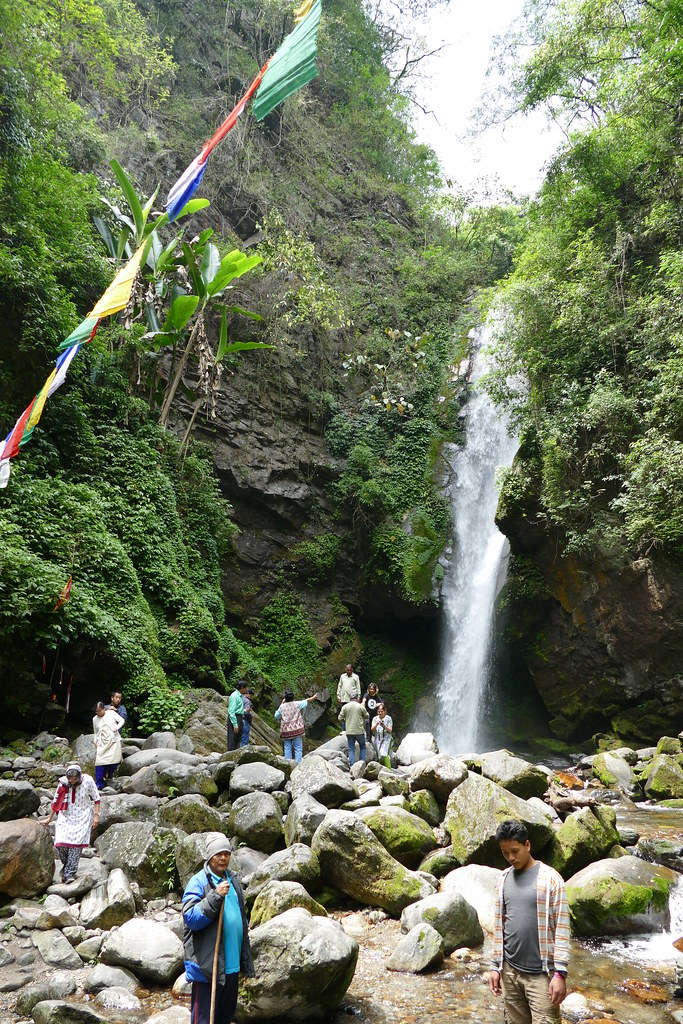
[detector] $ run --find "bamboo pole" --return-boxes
[209,896,225,1024]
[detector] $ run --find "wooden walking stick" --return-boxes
[209,895,225,1024]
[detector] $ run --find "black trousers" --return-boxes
[227,714,243,751]
[190,975,239,1024]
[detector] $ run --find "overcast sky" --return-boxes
[411,0,565,197]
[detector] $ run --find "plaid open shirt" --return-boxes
[491,861,571,975]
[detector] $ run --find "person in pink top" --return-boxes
[275,689,319,762]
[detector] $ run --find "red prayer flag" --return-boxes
[54,576,73,611]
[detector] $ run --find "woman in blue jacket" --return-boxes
[182,836,254,1024]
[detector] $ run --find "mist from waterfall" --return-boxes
[435,338,519,755]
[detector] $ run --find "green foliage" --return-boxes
[249,592,322,688]
[292,534,341,585]
[137,688,193,736]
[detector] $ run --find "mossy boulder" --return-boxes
[311,809,435,917]
[656,736,682,755]
[418,846,461,878]
[440,864,502,933]
[158,794,228,834]
[542,806,621,879]
[244,844,321,908]
[478,750,549,800]
[592,752,637,797]
[228,792,284,853]
[249,880,327,927]
[355,806,438,868]
[377,769,410,798]
[443,772,554,868]
[407,789,441,827]
[407,755,467,802]
[95,823,183,898]
[283,793,328,847]
[566,855,677,936]
[643,754,683,800]
[400,891,484,953]
[386,923,444,973]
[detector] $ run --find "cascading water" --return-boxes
[435,330,519,755]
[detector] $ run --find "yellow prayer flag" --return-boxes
[87,243,145,320]
[24,370,57,433]
[294,0,314,23]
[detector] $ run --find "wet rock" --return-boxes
[395,733,439,766]
[407,789,441,827]
[408,755,468,802]
[283,793,328,847]
[142,732,177,750]
[566,854,677,936]
[250,880,327,926]
[477,751,549,801]
[592,752,638,797]
[636,837,683,872]
[84,963,140,993]
[311,809,435,916]
[245,844,321,907]
[400,890,484,953]
[32,930,82,969]
[543,806,621,879]
[95,823,183,897]
[158,794,228,835]
[229,762,286,798]
[386,922,444,973]
[0,780,40,820]
[440,864,502,933]
[290,755,357,808]
[355,806,438,868]
[643,754,683,800]
[100,918,184,984]
[94,986,142,1011]
[0,818,54,897]
[239,908,358,1021]
[79,868,136,929]
[32,1001,108,1024]
[443,772,554,868]
[228,792,284,853]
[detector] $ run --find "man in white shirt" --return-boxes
[337,664,360,706]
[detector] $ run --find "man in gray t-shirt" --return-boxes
[503,861,542,973]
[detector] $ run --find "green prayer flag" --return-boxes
[252,0,322,121]
[58,316,99,352]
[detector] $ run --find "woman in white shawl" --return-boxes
[93,701,125,790]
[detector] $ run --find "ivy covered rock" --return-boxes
[440,864,503,933]
[566,855,677,936]
[238,908,358,1021]
[386,922,444,973]
[542,806,621,879]
[477,750,549,800]
[355,806,438,868]
[643,754,683,800]
[400,890,484,952]
[591,752,637,797]
[245,844,321,907]
[228,792,284,853]
[311,809,435,916]
[290,755,357,808]
[249,880,328,927]
[443,772,554,867]
[407,755,468,802]
[95,822,183,897]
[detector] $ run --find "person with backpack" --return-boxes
[275,689,319,762]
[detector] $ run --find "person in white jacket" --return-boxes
[93,701,125,790]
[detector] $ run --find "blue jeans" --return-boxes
[347,734,366,766]
[283,736,303,762]
[240,718,251,746]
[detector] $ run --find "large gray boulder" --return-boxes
[290,756,357,808]
[95,822,183,897]
[155,762,218,801]
[477,750,549,800]
[158,795,228,835]
[284,793,329,847]
[47,858,108,900]
[643,754,683,800]
[311,810,435,916]
[0,780,40,820]
[443,772,554,867]
[567,855,678,936]
[250,880,328,927]
[84,964,141,993]
[245,844,321,907]
[142,731,177,749]
[400,891,484,953]
[355,806,438,868]
[175,831,224,890]
[440,864,502,933]
[230,762,286,798]
[79,868,136,929]
[592,751,638,797]
[118,748,202,776]
[229,792,284,853]
[407,755,468,802]
[395,733,439,766]
[91,794,158,840]
[100,919,184,984]
[386,922,444,973]
[71,734,96,774]
[32,930,82,969]
[230,847,269,885]
[13,893,75,930]
[0,818,54,897]
[14,974,77,1016]
[543,806,620,879]
[32,1002,108,1024]
[237,908,358,1021]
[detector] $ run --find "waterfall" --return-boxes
[435,333,519,755]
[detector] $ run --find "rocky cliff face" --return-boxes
[497,484,683,745]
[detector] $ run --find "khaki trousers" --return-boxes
[501,963,561,1024]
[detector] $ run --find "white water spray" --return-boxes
[436,333,519,755]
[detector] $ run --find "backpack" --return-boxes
[279,701,305,739]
